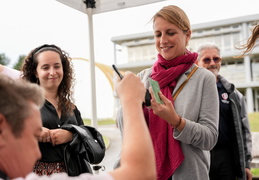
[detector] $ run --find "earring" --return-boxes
[36,78,39,84]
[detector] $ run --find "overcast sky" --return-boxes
[1,0,259,118]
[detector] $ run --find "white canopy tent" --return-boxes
[55,0,167,127]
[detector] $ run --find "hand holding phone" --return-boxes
[149,78,163,104]
[112,64,151,106]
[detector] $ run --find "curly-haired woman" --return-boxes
[21,44,93,176]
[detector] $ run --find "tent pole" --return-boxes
[87,8,98,128]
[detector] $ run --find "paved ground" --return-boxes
[94,125,122,174]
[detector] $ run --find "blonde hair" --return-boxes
[152,5,190,32]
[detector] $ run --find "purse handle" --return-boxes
[172,66,199,101]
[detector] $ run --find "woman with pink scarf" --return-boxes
[116,5,219,180]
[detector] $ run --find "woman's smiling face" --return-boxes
[35,51,63,91]
[153,17,191,60]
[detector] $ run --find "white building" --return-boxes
[111,14,259,113]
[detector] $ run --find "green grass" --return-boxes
[82,112,258,130]
[248,113,259,177]
[249,113,259,132]
[83,118,116,126]
[252,168,259,177]
[102,134,110,149]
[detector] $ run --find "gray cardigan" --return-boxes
[116,64,219,180]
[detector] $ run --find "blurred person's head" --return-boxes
[0,74,44,178]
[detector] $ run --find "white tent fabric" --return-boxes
[56,0,168,14]
[55,0,167,127]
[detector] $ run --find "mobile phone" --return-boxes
[149,78,163,104]
[112,64,151,106]
[112,64,123,79]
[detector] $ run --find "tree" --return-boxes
[0,53,10,66]
[13,55,26,70]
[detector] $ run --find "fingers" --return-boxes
[158,91,169,104]
[149,87,162,113]
[49,129,73,146]
[149,88,166,105]
[38,127,51,143]
[116,72,145,102]
[44,136,51,143]
[245,168,252,180]
[49,130,58,146]
[149,87,154,99]
[49,131,57,146]
[39,135,51,143]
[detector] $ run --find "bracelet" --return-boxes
[174,115,182,129]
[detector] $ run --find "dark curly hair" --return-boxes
[21,44,75,115]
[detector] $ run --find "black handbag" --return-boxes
[61,107,106,176]
[62,124,106,164]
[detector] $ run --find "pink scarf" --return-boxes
[146,50,197,180]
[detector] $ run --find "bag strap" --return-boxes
[172,66,198,101]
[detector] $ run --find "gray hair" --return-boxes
[196,43,221,61]
[0,74,44,137]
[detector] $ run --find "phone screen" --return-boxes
[149,78,163,104]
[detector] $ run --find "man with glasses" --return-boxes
[196,43,252,180]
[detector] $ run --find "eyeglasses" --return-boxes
[202,57,222,64]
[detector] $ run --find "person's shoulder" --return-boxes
[194,66,215,79]
[138,68,152,76]
[234,88,244,99]
[137,68,152,80]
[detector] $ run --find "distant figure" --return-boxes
[116,5,219,180]
[0,72,156,180]
[196,42,252,180]
[0,64,21,79]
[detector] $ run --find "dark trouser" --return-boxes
[209,147,236,180]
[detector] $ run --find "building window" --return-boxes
[223,33,231,51]
[252,58,259,81]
